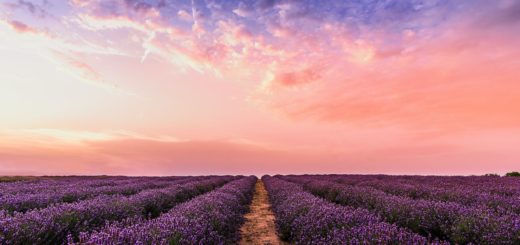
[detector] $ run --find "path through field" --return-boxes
[239,179,284,245]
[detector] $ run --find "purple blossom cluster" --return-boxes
[262,176,436,244]
[0,178,181,213]
[0,176,234,244]
[329,175,520,215]
[78,176,257,244]
[280,175,520,244]
[0,177,134,196]
[320,174,520,197]
[2,174,518,244]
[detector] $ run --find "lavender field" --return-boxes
[1,175,519,244]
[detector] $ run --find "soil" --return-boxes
[239,180,285,245]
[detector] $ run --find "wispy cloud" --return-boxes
[51,51,137,96]
[2,19,47,35]
[0,16,136,95]
[2,0,50,18]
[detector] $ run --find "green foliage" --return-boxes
[505,171,520,177]
[168,233,182,245]
[62,194,77,203]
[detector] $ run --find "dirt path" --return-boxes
[239,179,284,245]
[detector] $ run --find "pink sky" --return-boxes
[1,0,519,176]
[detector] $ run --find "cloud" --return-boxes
[232,2,253,17]
[62,0,515,135]
[2,127,520,176]
[54,52,104,81]
[2,128,181,145]
[7,20,34,32]
[177,9,192,22]
[0,16,135,95]
[51,51,136,96]
[4,20,43,34]
[2,0,49,18]
[0,128,316,175]
[252,1,520,133]
[264,68,321,88]
[4,2,519,127]
[123,0,154,14]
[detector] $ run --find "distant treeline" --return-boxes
[485,171,520,177]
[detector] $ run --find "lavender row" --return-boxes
[0,177,140,196]
[314,174,520,197]
[331,176,520,215]
[0,178,189,213]
[298,174,520,216]
[0,176,234,244]
[281,175,520,244]
[77,176,257,244]
[263,176,434,244]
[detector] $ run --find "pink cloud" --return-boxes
[65,4,520,135]
[0,135,324,175]
[272,68,321,87]
[5,20,44,35]
[256,12,520,133]
[1,129,519,176]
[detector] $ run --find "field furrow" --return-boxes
[0,177,191,213]
[77,176,257,244]
[280,175,520,244]
[2,174,519,244]
[239,179,283,245]
[263,176,435,244]
[0,176,234,244]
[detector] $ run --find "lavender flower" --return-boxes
[262,176,436,244]
[79,176,257,244]
[0,176,235,244]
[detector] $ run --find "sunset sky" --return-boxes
[1,0,519,176]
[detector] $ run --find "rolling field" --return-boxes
[1,175,519,244]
